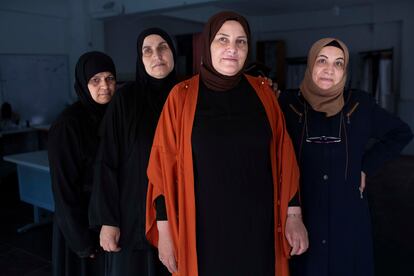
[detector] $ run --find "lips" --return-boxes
[222,57,238,63]
[319,77,333,82]
[152,63,166,68]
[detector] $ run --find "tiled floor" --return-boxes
[0,156,413,276]
[368,155,414,276]
[0,173,52,276]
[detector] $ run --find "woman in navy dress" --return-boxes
[279,38,413,276]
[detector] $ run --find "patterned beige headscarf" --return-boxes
[300,38,349,117]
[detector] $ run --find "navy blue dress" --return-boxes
[278,89,413,276]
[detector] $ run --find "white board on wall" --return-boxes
[0,54,71,125]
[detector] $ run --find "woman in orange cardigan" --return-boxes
[146,11,308,276]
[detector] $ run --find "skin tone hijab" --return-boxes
[74,51,116,120]
[300,38,349,117]
[199,11,251,91]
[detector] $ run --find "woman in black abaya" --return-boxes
[89,28,175,276]
[48,51,117,276]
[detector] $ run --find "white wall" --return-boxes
[1,0,412,150]
[248,2,414,153]
[104,15,204,80]
[0,4,67,54]
[0,0,107,123]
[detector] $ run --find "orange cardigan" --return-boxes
[146,74,299,276]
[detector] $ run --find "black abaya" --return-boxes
[48,51,115,276]
[89,28,176,276]
[191,77,275,276]
[48,102,105,276]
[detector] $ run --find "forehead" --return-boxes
[90,71,113,78]
[142,34,167,47]
[216,20,246,36]
[317,46,344,59]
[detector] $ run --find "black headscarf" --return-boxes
[199,11,251,92]
[74,51,116,120]
[136,28,177,115]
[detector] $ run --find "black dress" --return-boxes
[278,89,413,276]
[48,102,105,276]
[191,77,275,276]
[89,82,170,276]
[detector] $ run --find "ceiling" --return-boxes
[213,0,378,16]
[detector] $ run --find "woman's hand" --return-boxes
[100,225,121,252]
[157,221,178,273]
[285,207,309,256]
[359,171,366,198]
[264,77,281,98]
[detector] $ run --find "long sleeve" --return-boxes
[155,195,168,220]
[89,94,123,228]
[146,87,180,247]
[48,119,95,258]
[362,97,413,176]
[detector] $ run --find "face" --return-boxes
[210,20,248,76]
[311,46,345,90]
[87,71,116,104]
[142,34,174,79]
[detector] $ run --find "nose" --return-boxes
[101,79,110,89]
[226,42,237,54]
[152,49,162,60]
[324,63,335,75]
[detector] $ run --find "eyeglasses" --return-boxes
[305,135,341,143]
[304,104,343,144]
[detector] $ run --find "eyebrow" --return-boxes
[216,32,247,39]
[143,41,168,48]
[216,33,230,37]
[317,54,344,60]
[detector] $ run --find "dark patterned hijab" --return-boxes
[199,11,251,92]
[300,38,349,117]
[74,51,116,120]
[136,28,177,115]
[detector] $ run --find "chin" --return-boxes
[218,68,240,76]
[152,69,170,79]
[152,73,168,79]
[316,82,334,90]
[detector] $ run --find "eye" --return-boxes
[335,60,344,69]
[218,37,229,44]
[316,58,326,64]
[90,77,100,85]
[106,76,115,82]
[158,44,169,52]
[236,39,248,48]
[142,47,153,57]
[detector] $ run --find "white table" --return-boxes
[3,150,54,232]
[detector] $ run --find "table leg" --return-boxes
[17,206,52,233]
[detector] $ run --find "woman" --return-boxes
[146,11,308,276]
[278,38,413,276]
[88,28,175,276]
[48,51,116,276]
